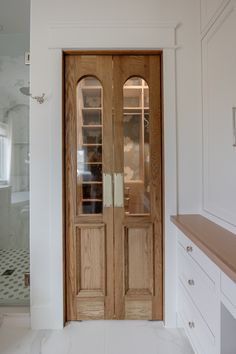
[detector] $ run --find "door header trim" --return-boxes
[48,22,178,49]
[63,50,163,55]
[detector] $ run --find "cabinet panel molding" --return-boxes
[124,224,154,296]
[202,3,236,226]
[76,224,106,296]
[200,0,232,36]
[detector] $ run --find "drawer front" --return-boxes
[221,272,236,319]
[177,229,220,282]
[178,282,216,354]
[221,272,236,308]
[178,243,219,334]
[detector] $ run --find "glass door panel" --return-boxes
[77,77,103,214]
[123,77,150,215]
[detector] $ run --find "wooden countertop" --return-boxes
[171,214,236,283]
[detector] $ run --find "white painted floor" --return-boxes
[0,312,194,354]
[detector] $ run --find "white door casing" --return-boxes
[30,21,178,329]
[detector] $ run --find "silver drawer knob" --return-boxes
[188,321,195,329]
[186,246,193,253]
[188,279,195,286]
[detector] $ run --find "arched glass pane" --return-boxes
[77,76,103,214]
[123,77,150,215]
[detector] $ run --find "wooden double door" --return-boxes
[64,53,163,320]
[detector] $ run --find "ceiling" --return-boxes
[0,0,30,34]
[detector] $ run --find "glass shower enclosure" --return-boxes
[0,34,30,306]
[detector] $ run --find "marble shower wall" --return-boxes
[0,33,30,193]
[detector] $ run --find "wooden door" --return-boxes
[113,56,163,319]
[65,55,114,320]
[64,53,162,321]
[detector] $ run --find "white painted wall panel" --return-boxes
[201,0,230,32]
[202,3,236,227]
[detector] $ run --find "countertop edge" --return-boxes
[171,214,236,284]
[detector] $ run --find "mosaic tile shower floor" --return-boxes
[0,249,29,305]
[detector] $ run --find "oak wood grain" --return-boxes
[65,53,163,320]
[113,55,163,320]
[76,225,105,295]
[65,55,114,320]
[124,225,153,295]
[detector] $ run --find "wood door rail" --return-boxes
[171,214,236,283]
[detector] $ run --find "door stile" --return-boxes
[65,55,77,320]
[149,55,163,319]
[113,55,125,319]
[100,56,114,319]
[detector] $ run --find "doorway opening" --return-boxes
[64,52,163,321]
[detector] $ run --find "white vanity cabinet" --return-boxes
[172,215,236,354]
[177,230,221,354]
[221,272,236,321]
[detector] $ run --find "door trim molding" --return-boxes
[49,20,178,28]
[63,50,163,55]
[31,22,178,328]
[47,21,179,50]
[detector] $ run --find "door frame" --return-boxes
[33,21,178,328]
[63,51,164,322]
[63,50,166,323]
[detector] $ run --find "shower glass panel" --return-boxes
[0,34,30,305]
[123,77,150,215]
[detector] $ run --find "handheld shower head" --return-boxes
[19,87,30,96]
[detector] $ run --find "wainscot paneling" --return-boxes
[202,1,236,227]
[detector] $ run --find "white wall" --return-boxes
[30,0,202,329]
[201,0,236,233]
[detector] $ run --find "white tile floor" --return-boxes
[0,312,194,354]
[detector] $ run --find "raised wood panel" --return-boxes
[77,299,104,320]
[76,224,106,296]
[125,300,152,320]
[202,4,236,226]
[124,225,153,296]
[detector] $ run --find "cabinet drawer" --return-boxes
[221,272,236,308]
[178,281,216,354]
[221,272,236,319]
[177,229,220,282]
[178,244,219,334]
